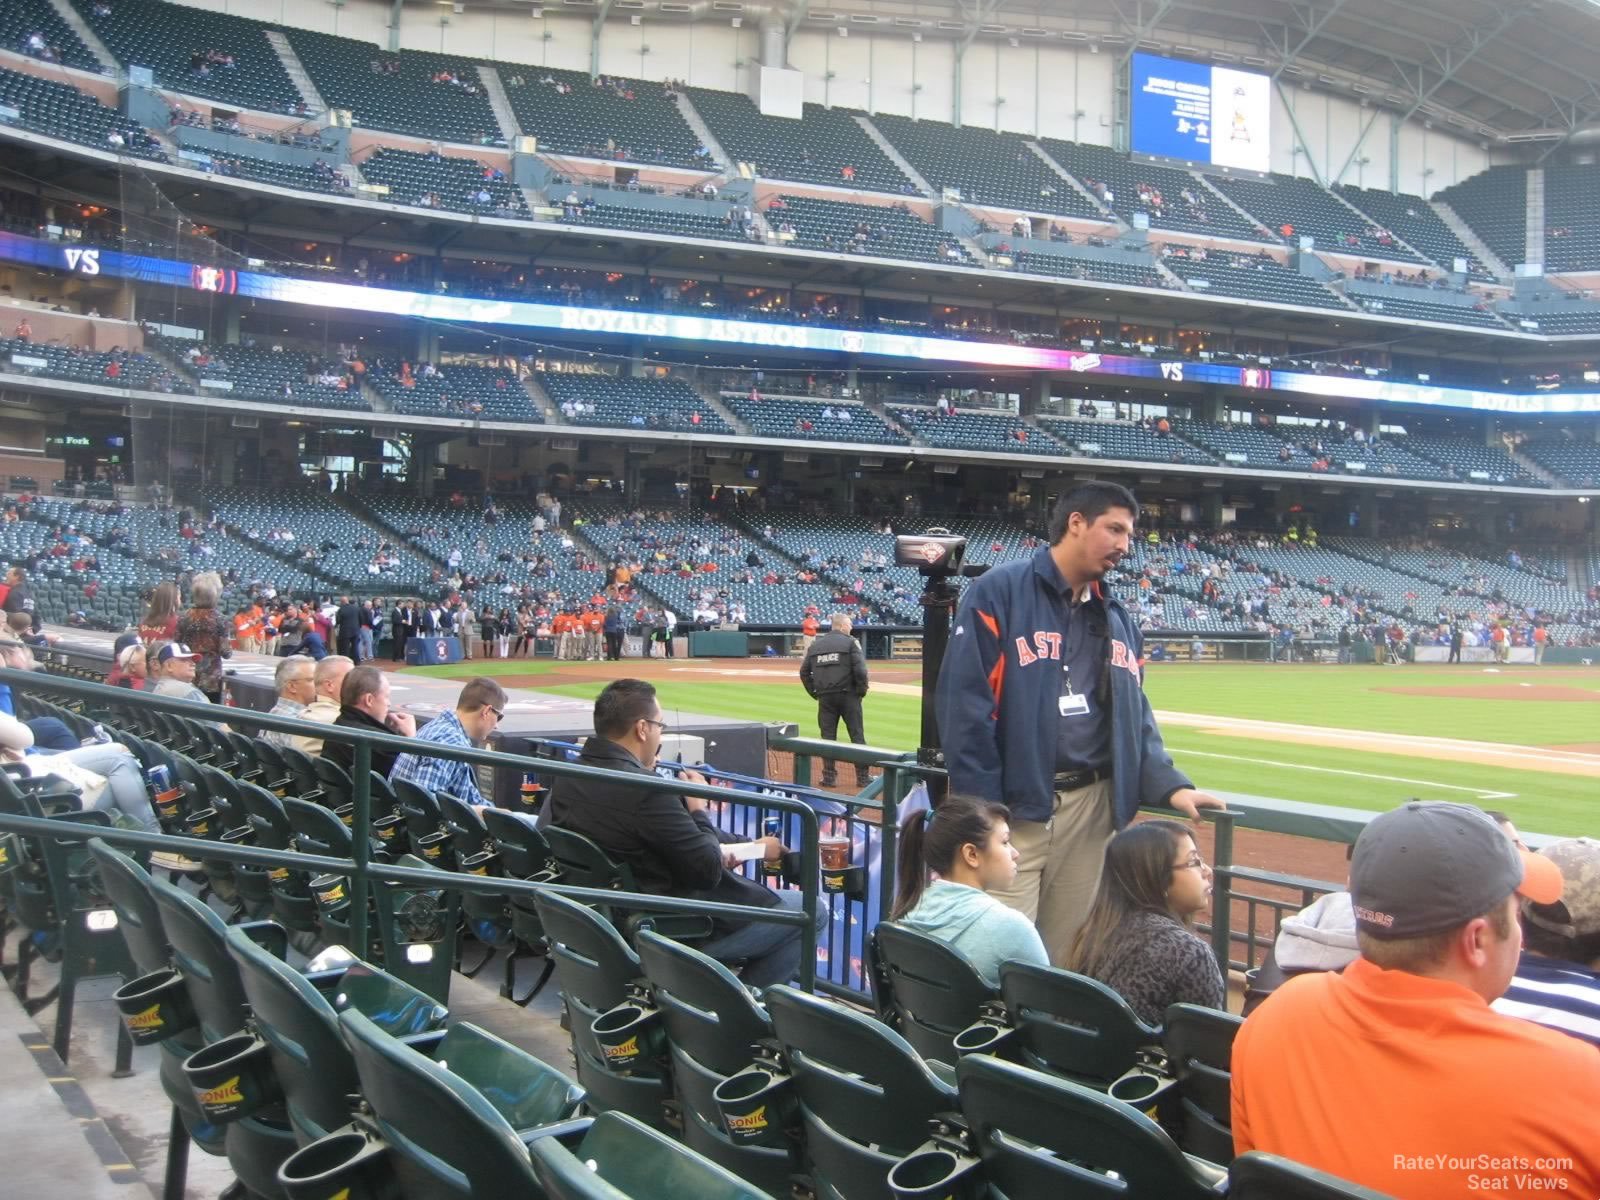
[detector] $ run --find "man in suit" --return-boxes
[390,600,414,660]
[334,595,362,661]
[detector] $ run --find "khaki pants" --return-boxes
[987,778,1116,967]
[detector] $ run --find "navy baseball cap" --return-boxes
[1351,801,1563,939]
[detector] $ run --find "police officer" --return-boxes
[800,613,870,787]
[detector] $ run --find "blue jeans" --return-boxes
[24,717,79,751]
[698,890,829,990]
[357,628,374,662]
[54,744,159,833]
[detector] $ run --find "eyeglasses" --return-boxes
[641,718,669,731]
[1174,856,1210,873]
[486,706,505,722]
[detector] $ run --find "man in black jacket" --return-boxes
[321,665,417,778]
[799,613,870,787]
[334,595,362,661]
[390,601,414,661]
[544,678,824,987]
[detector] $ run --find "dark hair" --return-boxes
[1066,820,1194,977]
[892,794,1011,920]
[1047,481,1139,544]
[593,678,658,739]
[340,664,385,708]
[457,677,507,713]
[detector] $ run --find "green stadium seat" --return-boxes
[1229,1152,1400,1199]
[633,928,796,1196]
[955,1053,1228,1199]
[868,922,997,1064]
[764,982,958,1199]
[528,1110,771,1200]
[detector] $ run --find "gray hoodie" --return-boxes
[1274,891,1359,972]
[899,879,1050,987]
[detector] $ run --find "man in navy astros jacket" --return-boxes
[935,481,1223,963]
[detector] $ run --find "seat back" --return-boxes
[635,929,770,1077]
[1228,1152,1397,1200]
[394,778,445,841]
[957,1053,1222,1200]
[870,923,997,1062]
[314,757,354,810]
[765,983,956,1200]
[438,791,491,858]
[284,796,355,858]
[634,930,790,1194]
[228,930,447,1143]
[528,1111,769,1200]
[544,826,630,891]
[336,1008,549,1199]
[239,783,293,850]
[482,809,553,878]
[280,746,324,801]
[1164,1004,1242,1165]
[998,960,1162,1087]
[531,890,669,1127]
[147,875,252,1043]
[86,838,170,974]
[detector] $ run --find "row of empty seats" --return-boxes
[539,372,732,435]
[358,148,527,217]
[0,65,166,160]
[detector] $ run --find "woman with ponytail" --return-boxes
[892,794,1049,986]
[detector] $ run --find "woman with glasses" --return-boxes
[1065,819,1225,1026]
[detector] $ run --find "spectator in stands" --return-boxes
[3,568,38,634]
[891,794,1049,986]
[545,678,823,987]
[107,643,148,691]
[322,665,416,778]
[263,656,316,746]
[1064,820,1225,1025]
[149,643,212,706]
[1232,802,1599,1198]
[273,655,352,756]
[1495,837,1600,1046]
[176,573,232,701]
[390,678,506,806]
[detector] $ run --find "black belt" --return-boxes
[1053,765,1113,792]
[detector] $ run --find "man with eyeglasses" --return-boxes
[545,678,828,988]
[389,676,506,807]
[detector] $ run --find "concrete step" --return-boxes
[674,92,729,171]
[1524,167,1545,269]
[1026,141,1122,228]
[693,378,749,434]
[1430,197,1512,280]
[1192,169,1278,240]
[523,374,564,423]
[478,64,522,144]
[856,114,934,196]
[264,29,326,114]
[44,0,119,77]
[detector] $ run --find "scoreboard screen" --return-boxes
[1131,52,1270,173]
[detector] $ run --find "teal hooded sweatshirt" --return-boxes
[898,880,1050,986]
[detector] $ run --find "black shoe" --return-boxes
[819,776,838,788]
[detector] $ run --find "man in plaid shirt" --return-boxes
[390,678,507,806]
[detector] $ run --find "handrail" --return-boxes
[3,667,822,989]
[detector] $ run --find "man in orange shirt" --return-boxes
[581,606,605,661]
[800,611,819,655]
[1232,801,1599,1200]
[552,610,577,661]
[1533,623,1549,665]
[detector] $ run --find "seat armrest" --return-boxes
[516,1117,594,1150]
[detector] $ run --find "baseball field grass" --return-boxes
[405,659,1599,838]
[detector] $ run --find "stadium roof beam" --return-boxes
[1270,0,1354,79]
[591,0,617,78]
[1107,0,1179,66]
[1331,0,1530,183]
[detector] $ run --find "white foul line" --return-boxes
[1171,748,1515,800]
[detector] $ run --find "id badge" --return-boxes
[1058,692,1091,717]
